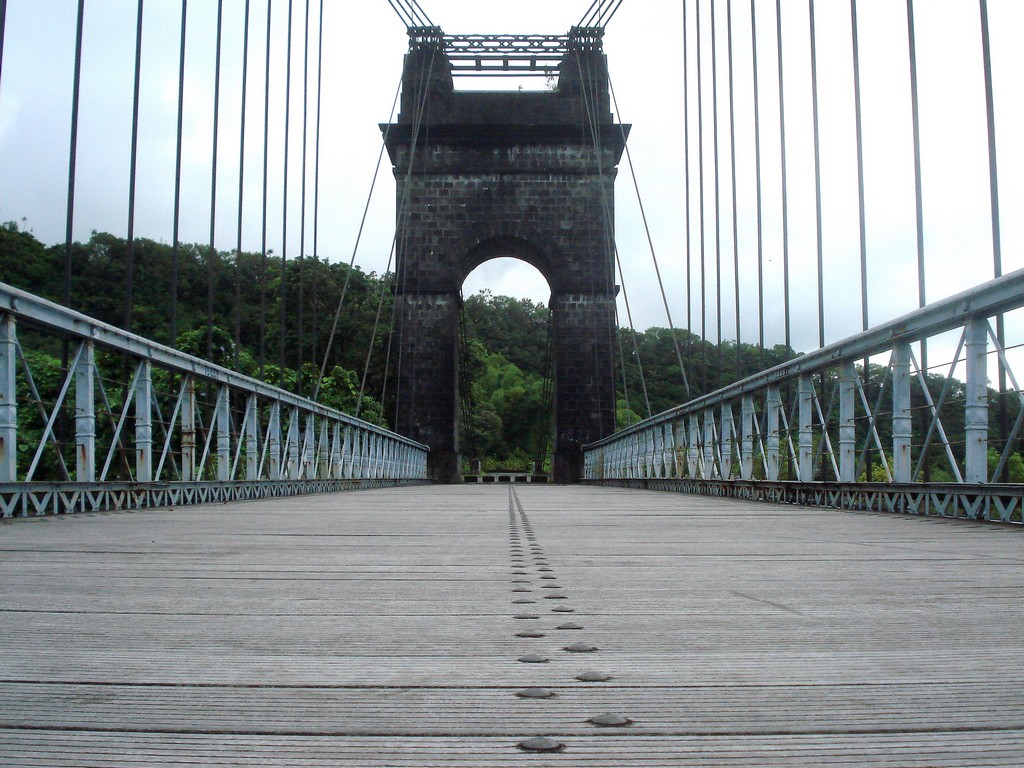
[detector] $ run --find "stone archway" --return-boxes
[383,34,628,483]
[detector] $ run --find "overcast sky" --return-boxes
[0,0,1021,376]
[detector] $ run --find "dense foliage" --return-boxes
[2,221,1020,479]
[0,222,391,422]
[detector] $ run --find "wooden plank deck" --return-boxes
[0,485,1021,767]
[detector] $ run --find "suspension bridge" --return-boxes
[0,0,1022,766]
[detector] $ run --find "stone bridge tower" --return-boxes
[383,27,628,483]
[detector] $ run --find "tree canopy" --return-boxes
[2,221,1020,480]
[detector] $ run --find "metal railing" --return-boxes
[0,284,428,517]
[584,269,1024,523]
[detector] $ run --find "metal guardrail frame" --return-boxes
[584,268,1024,523]
[0,283,429,517]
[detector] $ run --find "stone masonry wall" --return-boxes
[386,47,626,483]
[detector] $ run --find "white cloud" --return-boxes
[0,0,1020,382]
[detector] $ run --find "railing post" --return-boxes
[0,316,18,482]
[267,402,281,481]
[687,415,699,478]
[216,386,231,482]
[797,375,814,482]
[181,377,196,482]
[703,407,715,480]
[838,362,856,482]
[330,423,342,479]
[643,428,653,478]
[75,341,96,482]
[633,431,641,478]
[721,403,734,480]
[318,420,329,479]
[352,430,363,478]
[245,395,258,480]
[301,413,314,479]
[342,426,353,478]
[766,387,781,481]
[740,396,754,480]
[135,360,153,482]
[891,344,912,483]
[661,423,673,478]
[964,317,989,483]
[287,408,300,480]
[673,419,686,478]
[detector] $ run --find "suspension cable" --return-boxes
[311,0,325,368]
[206,0,224,360]
[390,52,437,429]
[0,0,8,93]
[356,238,397,419]
[279,0,294,383]
[775,0,791,352]
[315,46,433,411]
[170,0,187,343]
[233,0,252,361]
[809,0,824,349]
[608,77,691,399]
[906,0,929,402]
[850,0,867,332]
[696,0,707,391]
[683,0,693,385]
[298,0,311,383]
[726,0,741,358]
[750,0,766,367]
[258,0,273,375]
[456,301,479,461]
[386,0,434,28]
[617,262,652,418]
[536,307,554,463]
[125,0,145,333]
[578,0,626,29]
[978,0,1009,478]
[577,0,602,27]
[710,0,723,391]
[614,309,633,425]
[312,76,402,401]
[576,52,651,421]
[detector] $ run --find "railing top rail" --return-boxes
[586,267,1024,449]
[0,282,428,451]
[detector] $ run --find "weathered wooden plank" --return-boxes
[2,730,1024,767]
[1,485,1021,767]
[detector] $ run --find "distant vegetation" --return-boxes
[2,221,1020,479]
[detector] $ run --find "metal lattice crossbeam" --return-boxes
[406,26,604,75]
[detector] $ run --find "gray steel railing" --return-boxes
[584,269,1024,523]
[0,283,428,517]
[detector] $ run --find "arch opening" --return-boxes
[459,257,553,480]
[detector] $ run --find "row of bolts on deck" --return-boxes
[507,487,633,754]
